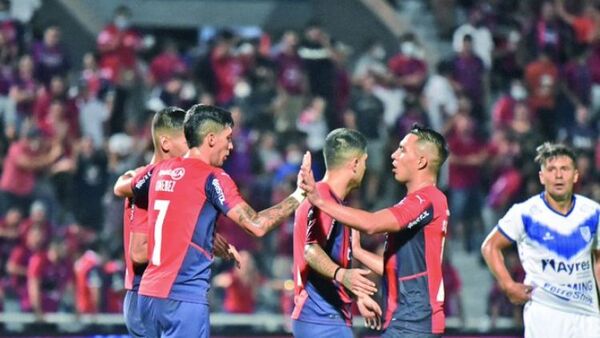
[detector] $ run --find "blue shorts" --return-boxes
[138,295,209,338]
[123,290,145,338]
[292,319,353,338]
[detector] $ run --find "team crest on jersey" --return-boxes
[580,226,591,242]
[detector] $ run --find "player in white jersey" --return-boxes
[481,142,600,338]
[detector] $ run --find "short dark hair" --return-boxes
[535,142,577,168]
[409,124,449,172]
[184,104,234,148]
[152,106,186,134]
[323,128,367,169]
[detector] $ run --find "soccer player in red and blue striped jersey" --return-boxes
[114,107,238,338]
[292,128,381,337]
[300,125,450,337]
[131,104,308,338]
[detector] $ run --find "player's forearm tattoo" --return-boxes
[240,196,299,232]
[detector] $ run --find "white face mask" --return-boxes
[371,46,386,60]
[510,84,527,100]
[114,16,130,30]
[401,42,417,58]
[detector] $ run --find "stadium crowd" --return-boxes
[0,0,599,330]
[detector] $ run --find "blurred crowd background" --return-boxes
[1,0,599,333]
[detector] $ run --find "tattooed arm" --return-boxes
[226,197,300,237]
[225,152,310,237]
[304,243,377,296]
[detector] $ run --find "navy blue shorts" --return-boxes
[292,319,353,338]
[138,295,209,338]
[123,290,145,338]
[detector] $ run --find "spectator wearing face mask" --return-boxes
[491,79,528,129]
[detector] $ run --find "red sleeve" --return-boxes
[206,170,244,214]
[386,192,434,231]
[27,253,44,279]
[131,164,155,210]
[306,207,333,246]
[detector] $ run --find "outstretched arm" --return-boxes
[225,152,310,237]
[299,153,397,234]
[351,229,384,276]
[304,243,377,296]
[481,228,532,305]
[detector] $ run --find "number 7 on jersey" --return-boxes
[152,199,170,266]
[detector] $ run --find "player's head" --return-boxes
[535,142,578,202]
[184,104,234,167]
[323,128,368,188]
[151,106,188,159]
[391,124,448,183]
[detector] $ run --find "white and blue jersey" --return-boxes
[497,192,600,316]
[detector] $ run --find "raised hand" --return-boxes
[338,268,377,296]
[357,295,382,330]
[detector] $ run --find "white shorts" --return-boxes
[524,301,600,338]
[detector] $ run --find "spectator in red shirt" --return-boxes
[0,128,62,214]
[556,0,599,46]
[97,5,142,134]
[148,40,187,86]
[446,109,489,252]
[388,32,428,95]
[18,200,52,245]
[213,250,263,314]
[210,30,245,106]
[74,246,103,314]
[96,5,141,86]
[274,31,307,132]
[27,240,72,319]
[6,226,44,311]
[33,76,79,137]
[524,47,559,139]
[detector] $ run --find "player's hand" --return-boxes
[298,152,322,205]
[214,233,238,266]
[338,268,377,296]
[357,295,382,330]
[227,243,241,269]
[503,281,533,305]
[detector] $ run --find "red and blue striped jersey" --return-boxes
[123,198,148,291]
[383,185,449,334]
[131,157,243,303]
[292,182,353,326]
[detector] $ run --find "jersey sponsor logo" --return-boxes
[541,258,591,275]
[542,282,594,305]
[212,178,226,204]
[135,171,152,189]
[158,167,185,181]
[407,210,430,229]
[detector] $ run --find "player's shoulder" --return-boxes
[574,194,600,209]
